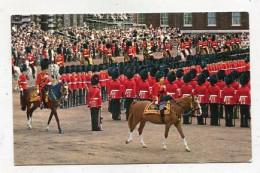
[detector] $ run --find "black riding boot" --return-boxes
[160,110,165,123]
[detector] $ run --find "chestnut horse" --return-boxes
[21,82,69,133]
[126,95,202,151]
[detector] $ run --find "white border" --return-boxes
[0,0,260,173]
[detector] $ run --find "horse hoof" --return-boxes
[59,130,64,134]
[142,144,147,148]
[46,127,49,132]
[126,139,131,144]
[28,126,32,130]
[185,147,191,152]
[163,147,167,151]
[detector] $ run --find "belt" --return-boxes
[210,95,217,97]
[167,92,175,95]
[140,90,148,93]
[20,82,27,83]
[111,90,119,92]
[126,89,132,91]
[183,94,190,97]
[198,95,205,97]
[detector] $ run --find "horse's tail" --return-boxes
[128,101,138,130]
[21,91,27,111]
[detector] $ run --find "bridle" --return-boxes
[170,96,201,116]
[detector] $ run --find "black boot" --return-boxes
[160,110,165,123]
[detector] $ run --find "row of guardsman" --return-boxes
[57,49,250,128]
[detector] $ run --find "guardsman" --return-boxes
[194,73,208,125]
[152,71,167,122]
[180,38,186,58]
[18,64,27,110]
[55,48,65,67]
[230,70,241,119]
[189,69,198,89]
[65,66,72,108]
[118,67,126,110]
[107,68,121,120]
[73,42,78,61]
[157,37,162,51]
[87,74,102,131]
[134,68,141,95]
[127,42,134,60]
[166,71,179,99]
[98,41,103,59]
[164,41,171,57]
[82,43,91,64]
[216,70,226,118]
[201,70,211,88]
[58,66,66,108]
[25,46,36,78]
[174,69,185,97]
[86,66,93,92]
[148,67,158,100]
[180,73,194,124]
[202,36,209,54]
[208,74,221,126]
[81,65,87,105]
[225,35,232,51]
[99,65,107,102]
[76,65,83,105]
[197,37,203,52]
[36,59,51,109]
[237,73,250,127]
[222,74,236,127]
[185,37,191,55]
[211,35,218,53]
[122,39,127,55]
[124,68,136,120]
[142,38,147,51]
[137,69,150,101]
[70,65,78,107]
[150,38,155,52]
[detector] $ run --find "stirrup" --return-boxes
[40,102,44,110]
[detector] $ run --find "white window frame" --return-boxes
[207,12,216,26]
[160,13,169,27]
[232,12,241,26]
[183,13,192,27]
[138,13,145,24]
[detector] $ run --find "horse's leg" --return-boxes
[46,110,54,132]
[163,123,171,150]
[52,108,63,134]
[27,103,32,129]
[138,119,147,148]
[29,103,38,129]
[174,122,190,152]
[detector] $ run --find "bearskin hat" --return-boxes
[71,65,76,73]
[106,43,111,49]
[209,74,218,86]
[92,65,99,73]
[59,66,66,75]
[138,66,145,74]
[197,73,206,85]
[57,47,62,54]
[201,60,207,69]
[217,70,225,80]
[230,70,239,80]
[66,66,71,73]
[240,74,249,86]
[150,67,158,78]
[83,43,88,49]
[91,74,99,86]
[185,37,189,42]
[176,69,184,79]
[162,67,169,78]
[140,70,148,81]
[180,38,184,43]
[198,37,201,41]
[155,71,164,82]
[25,46,31,54]
[202,37,206,42]
[212,35,216,41]
[127,41,132,47]
[189,69,197,79]
[201,69,210,78]
[40,58,49,71]
[81,65,87,72]
[167,71,176,83]
[119,67,125,75]
[126,68,134,80]
[108,67,113,76]
[243,71,250,80]
[111,68,119,80]
[183,73,191,84]
[87,65,93,72]
[20,64,27,72]
[225,74,233,86]
[245,56,250,63]
[98,64,103,71]
[76,65,82,73]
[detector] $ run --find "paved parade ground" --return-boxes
[12,54,251,165]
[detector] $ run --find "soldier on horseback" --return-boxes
[55,48,64,67]
[18,64,28,110]
[36,58,52,109]
[25,46,36,79]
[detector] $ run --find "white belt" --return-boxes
[167,92,175,95]
[111,90,119,92]
[198,95,205,97]
[77,82,82,83]
[126,89,132,91]
[210,95,217,97]
[72,82,77,84]
[99,80,106,82]
[20,82,27,83]
[140,90,148,93]
[87,82,91,83]
[183,94,190,97]
[224,96,233,102]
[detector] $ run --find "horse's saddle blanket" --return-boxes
[30,89,40,102]
[143,101,171,115]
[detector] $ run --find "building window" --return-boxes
[138,13,145,24]
[232,12,241,26]
[208,12,216,26]
[183,13,192,27]
[160,13,168,26]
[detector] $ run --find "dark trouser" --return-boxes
[101,86,106,102]
[120,98,125,110]
[64,54,67,62]
[224,105,234,127]
[90,107,101,131]
[111,99,121,120]
[197,103,206,125]
[183,108,192,124]
[72,90,77,106]
[20,89,27,107]
[78,89,82,105]
[240,105,250,127]
[68,90,72,107]
[125,98,134,120]
[82,88,86,105]
[210,103,219,126]
[219,104,224,118]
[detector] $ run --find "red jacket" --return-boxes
[216,81,226,90]
[108,79,121,99]
[85,74,92,89]
[66,74,72,91]
[180,84,194,98]
[58,75,67,83]
[208,85,221,103]
[222,86,236,105]
[98,44,103,52]
[81,74,87,89]
[26,53,35,66]
[236,86,250,105]
[36,72,51,90]
[76,74,82,89]
[70,75,78,90]
[124,78,137,98]
[55,54,64,66]
[18,74,27,89]
[152,82,166,102]
[231,81,240,91]
[73,46,77,54]
[203,81,211,88]
[137,80,150,100]
[99,72,107,87]
[166,83,179,99]
[194,85,209,103]
[189,80,198,89]
[87,86,102,108]
[82,49,90,57]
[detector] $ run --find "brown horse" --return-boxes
[21,82,69,133]
[126,95,202,151]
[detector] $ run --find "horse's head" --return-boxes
[61,82,69,101]
[190,95,202,116]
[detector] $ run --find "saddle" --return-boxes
[30,89,40,102]
[143,101,171,115]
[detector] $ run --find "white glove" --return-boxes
[37,89,39,94]
[20,88,23,91]
[155,101,158,105]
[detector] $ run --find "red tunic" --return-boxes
[208,85,221,103]
[166,83,179,99]
[189,80,198,89]
[180,84,194,98]
[137,80,150,100]
[194,85,209,103]
[85,74,92,89]
[98,44,103,52]
[70,75,78,90]
[18,74,27,89]
[108,79,121,99]
[55,54,64,66]
[222,86,236,105]
[124,78,137,98]
[87,86,102,108]
[236,86,250,105]
[36,72,51,91]
[99,72,107,87]
[26,54,35,66]
[66,74,72,91]
[152,82,167,102]
[81,74,87,89]
[73,46,77,54]
[82,49,90,57]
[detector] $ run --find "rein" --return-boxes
[171,97,200,116]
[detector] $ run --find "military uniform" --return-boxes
[87,74,102,131]
[58,66,67,108]
[137,70,150,100]
[70,65,78,107]
[76,66,83,105]
[18,65,27,109]
[55,48,64,66]
[65,66,72,108]
[81,65,87,105]
[166,71,179,99]
[216,70,226,118]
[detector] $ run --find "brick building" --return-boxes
[134,12,249,33]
